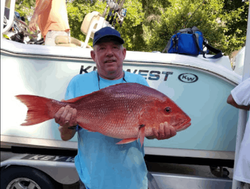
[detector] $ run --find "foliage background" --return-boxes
[12,0,249,55]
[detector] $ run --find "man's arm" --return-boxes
[227,94,250,111]
[29,0,51,32]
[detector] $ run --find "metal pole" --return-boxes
[232,3,250,189]
[1,0,6,34]
[1,0,16,35]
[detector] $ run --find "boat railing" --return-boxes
[1,0,15,35]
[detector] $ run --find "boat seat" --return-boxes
[81,11,101,39]
[55,35,91,48]
[80,11,112,48]
[54,11,111,48]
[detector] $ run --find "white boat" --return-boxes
[1,26,241,161]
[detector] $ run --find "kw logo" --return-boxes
[178,73,198,83]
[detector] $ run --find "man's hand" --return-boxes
[55,105,77,126]
[29,14,38,32]
[148,122,177,140]
[55,105,78,141]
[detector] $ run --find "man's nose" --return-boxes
[106,47,114,56]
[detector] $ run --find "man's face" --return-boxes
[91,41,126,80]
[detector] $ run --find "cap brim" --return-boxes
[93,35,124,46]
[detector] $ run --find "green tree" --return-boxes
[11,0,250,55]
[67,0,106,43]
[15,0,35,23]
[141,0,249,54]
[67,0,145,49]
[221,0,249,54]
[116,0,145,51]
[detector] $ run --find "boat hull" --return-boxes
[1,39,241,160]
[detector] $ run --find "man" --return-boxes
[29,0,70,46]
[55,27,177,189]
[227,77,250,189]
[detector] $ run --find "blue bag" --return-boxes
[164,26,222,59]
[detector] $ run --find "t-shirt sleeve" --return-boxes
[231,78,250,106]
[125,71,149,87]
[138,76,149,87]
[133,73,150,87]
[65,79,76,100]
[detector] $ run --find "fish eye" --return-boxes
[164,107,171,113]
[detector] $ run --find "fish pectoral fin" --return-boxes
[116,125,145,146]
[116,138,137,145]
[139,124,145,147]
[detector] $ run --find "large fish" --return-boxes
[16,83,191,145]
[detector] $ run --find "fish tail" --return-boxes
[16,95,58,126]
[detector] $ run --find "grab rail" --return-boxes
[1,0,16,35]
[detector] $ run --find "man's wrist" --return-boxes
[67,125,79,131]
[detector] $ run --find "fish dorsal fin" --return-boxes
[64,90,102,103]
[64,96,85,103]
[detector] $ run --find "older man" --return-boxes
[55,27,176,189]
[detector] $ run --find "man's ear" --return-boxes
[90,50,95,61]
[122,48,126,59]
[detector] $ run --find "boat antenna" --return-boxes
[183,0,205,28]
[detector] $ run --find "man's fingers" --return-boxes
[54,107,65,124]
[170,126,177,137]
[162,125,176,140]
[65,112,72,124]
[163,124,171,139]
[54,105,77,127]
[54,105,70,124]
[69,108,77,126]
[152,122,177,140]
[29,25,36,32]
[60,105,70,123]
[159,123,165,139]
[152,128,158,138]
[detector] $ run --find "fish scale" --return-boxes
[16,83,191,146]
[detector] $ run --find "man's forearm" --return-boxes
[34,0,51,16]
[227,94,250,110]
[59,125,76,141]
[29,0,51,31]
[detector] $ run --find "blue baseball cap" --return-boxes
[93,27,124,46]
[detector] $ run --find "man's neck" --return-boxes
[98,71,124,80]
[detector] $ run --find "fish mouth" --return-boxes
[170,114,191,132]
[176,122,191,132]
